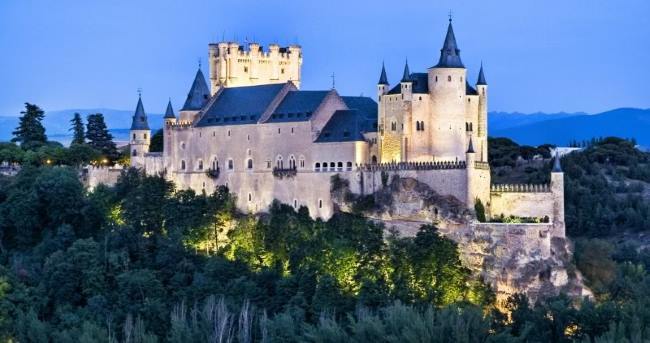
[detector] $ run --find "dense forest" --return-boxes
[0,104,650,341]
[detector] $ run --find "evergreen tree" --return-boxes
[69,113,85,145]
[12,103,47,147]
[149,129,163,152]
[85,113,118,161]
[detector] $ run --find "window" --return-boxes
[315,162,321,172]
[330,162,335,172]
[248,193,252,202]
[337,162,343,171]
[244,66,248,73]
[132,149,137,156]
[278,128,281,134]
[281,68,285,74]
[181,142,186,150]
[266,160,271,168]
[448,75,451,82]
[391,122,396,131]
[276,156,283,169]
[460,76,463,82]
[212,158,218,170]
[181,160,186,170]
[227,130,231,137]
[197,160,204,170]
[346,161,352,171]
[132,134,136,140]
[247,159,253,169]
[319,199,323,208]
[228,159,233,170]
[289,156,296,169]
[299,157,305,168]
[322,162,328,170]
[247,135,250,141]
[294,200,297,208]
[291,127,294,134]
[371,155,377,164]
[144,133,147,139]
[421,121,425,131]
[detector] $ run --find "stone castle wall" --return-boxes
[83,166,124,190]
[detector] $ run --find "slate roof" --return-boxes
[130,96,149,130]
[401,60,411,82]
[181,69,211,111]
[315,110,366,143]
[195,83,285,127]
[341,96,378,133]
[466,82,478,96]
[477,63,487,85]
[267,90,330,123]
[387,73,429,95]
[435,20,464,68]
[164,99,175,119]
[378,63,388,85]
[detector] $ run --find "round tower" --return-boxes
[428,18,467,161]
[377,62,389,99]
[130,94,150,168]
[476,63,488,161]
[551,152,566,238]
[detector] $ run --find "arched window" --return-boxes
[322,162,328,170]
[132,149,137,156]
[371,155,377,164]
[319,199,323,208]
[289,155,296,169]
[420,121,424,131]
[228,159,233,170]
[212,158,218,170]
[144,133,148,140]
[247,159,253,169]
[299,156,305,168]
[346,161,352,171]
[294,200,297,208]
[330,162,335,172]
[315,162,321,172]
[276,155,283,169]
[337,162,343,171]
[448,75,452,82]
[180,160,186,170]
[197,160,204,170]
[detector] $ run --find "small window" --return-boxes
[144,133,147,140]
[448,75,452,82]
[278,128,281,134]
[294,200,297,208]
[228,159,233,170]
[228,130,231,137]
[322,162,328,169]
[319,199,323,208]
[132,149,137,156]
[132,133,136,140]
[181,160,186,170]
[198,160,204,170]
[337,162,343,171]
[244,66,248,73]
[248,193,252,202]
[346,161,352,171]
[247,159,253,169]
[181,142,186,149]
[281,68,285,74]
[330,162,335,172]
[315,162,321,172]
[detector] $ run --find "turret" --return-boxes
[179,67,210,123]
[550,152,565,237]
[163,98,176,126]
[465,137,477,206]
[162,99,175,174]
[130,94,150,168]
[476,62,488,160]
[427,18,468,161]
[377,62,389,98]
[400,59,413,101]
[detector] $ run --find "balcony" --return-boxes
[205,167,220,179]
[272,166,297,179]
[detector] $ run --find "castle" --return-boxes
[122,19,565,240]
[83,19,585,303]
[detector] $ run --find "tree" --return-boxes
[85,113,118,161]
[70,113,85,145]
[149,129,163,152]
[12,103,47,148]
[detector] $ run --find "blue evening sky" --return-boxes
[0,0,648,116]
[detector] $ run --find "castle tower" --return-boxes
[428,18,468,161]
[476,63,488,161]
[179,67,210,123]
[400,59,413,101]
[162,99,176,174]
[551,152,566,238]
[130,95,150,168]
[377,62,389,99]
[465,137,477,206]
[208,41,302,94]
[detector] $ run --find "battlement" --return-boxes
[208,41,302,93]
[358,160,467,172]
[491,183,551,193]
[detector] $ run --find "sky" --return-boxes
[0,0,649,116]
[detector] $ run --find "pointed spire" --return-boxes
[477,62,487,85]
[164,99,176,119]
[401,59,411,82]
[435,18,464,68]
[130,94,150,130]
[181,68,211,111]
[378,62,389,85]
[466,136,475,153]
[552,151,562,172]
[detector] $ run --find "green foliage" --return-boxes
[149,129,164,153]
[12,102,47,147]
[474,198,486,222]
[86,113,118,161]
[70,112,85,145]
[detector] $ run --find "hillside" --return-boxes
[491,108,650,146]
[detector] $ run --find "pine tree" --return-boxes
[69,112,85,145]
[85,113,118,161]
[12,102,47,147]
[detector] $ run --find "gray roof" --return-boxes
[195,83,285,127]
[267,90,330,123]
[130,96,150,130]
[315,110,365,143]
[401,60,411,82]
[435,20,464,68]
[466,136,475,153]
[466,82,478,96]
[342,96,378,133]
[388,73,429,95]
[164,99,175,119]
[181,68,211,111]
[378,63,389,85]
[477,63,487,85]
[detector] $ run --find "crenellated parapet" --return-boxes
[358,160,467,172]
[491,183,551,193]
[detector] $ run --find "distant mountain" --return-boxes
[490,108,650,146]
[489,111,584,131]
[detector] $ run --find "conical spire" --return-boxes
[378,62,389,85]
[435,19,464,68]
[181,68,211,111]
[466,136,475,153]
[477,62,487,85]
[130,95,150,130]
[401,59,411,82]
[552,151,562,172]
[164,99,175,119]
